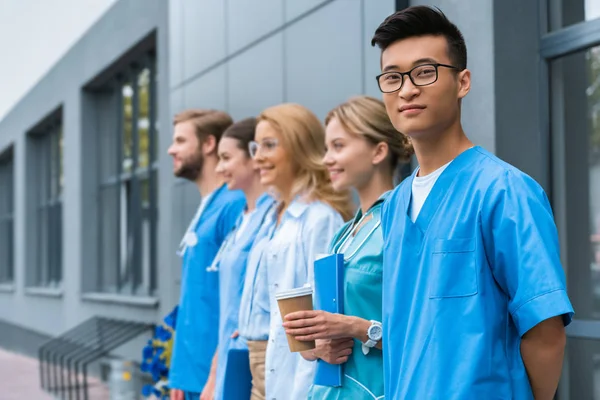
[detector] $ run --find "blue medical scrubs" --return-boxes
[381,146,574,400]
[169,184,245,394]
[213,194,275,399]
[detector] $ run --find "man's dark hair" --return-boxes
[371,6,467,70]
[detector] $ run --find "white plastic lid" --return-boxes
[275,285,313,300]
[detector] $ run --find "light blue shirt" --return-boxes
[381,147,574,399]
[169,185,245,393]
[213,194,274,400]
[238,207,277,341]
[262,199,344,400]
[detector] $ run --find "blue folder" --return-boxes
[221,348,252,400]
[313,253,345,387]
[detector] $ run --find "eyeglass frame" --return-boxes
[375,63,459,94]
[248,138,279,159]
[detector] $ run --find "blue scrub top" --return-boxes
[381,147,574,400]
[213,194,275,400]
[169,185,245,393]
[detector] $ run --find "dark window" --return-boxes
[0,147,14,284]
[548,0,600,30]
[96,55,158,296]
[29,122,63,288]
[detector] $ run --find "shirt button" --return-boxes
[271,339,275,343]
[274,283,278,288]
[270,369,275,373]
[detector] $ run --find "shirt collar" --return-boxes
[284,197,311,219]
[256,192,272,208]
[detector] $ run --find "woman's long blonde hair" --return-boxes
[258,103,355,221]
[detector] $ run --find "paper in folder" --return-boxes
[222,347,252,399]
[313,253,345,387]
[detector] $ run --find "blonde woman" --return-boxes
[284,96,412,399]
[244,103,353,400]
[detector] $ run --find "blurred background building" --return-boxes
[0,0,598,398]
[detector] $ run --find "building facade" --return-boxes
[0,0,598,398]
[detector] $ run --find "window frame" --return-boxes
[540,2,600,340]
[540,2,600,399]
[0,146,15,285]
[27,118,63,289]
[94,53,159,297]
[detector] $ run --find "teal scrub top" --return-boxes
[309,192,389,400]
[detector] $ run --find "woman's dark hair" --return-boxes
[221,117,257,157]
[371,6,467,70]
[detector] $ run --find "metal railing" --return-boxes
[38,316,153,400]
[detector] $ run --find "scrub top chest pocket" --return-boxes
[429,237,478,299]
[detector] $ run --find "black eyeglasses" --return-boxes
[375,63,459,93]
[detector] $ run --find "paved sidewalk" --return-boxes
[0,348,110,399]
[0,348,53,399]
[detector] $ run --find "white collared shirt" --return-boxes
[263,198,344,400]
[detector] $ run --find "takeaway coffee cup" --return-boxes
[275,285,316,352]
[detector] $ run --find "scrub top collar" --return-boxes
[231,192,273,241]
[403,146,480,234]
[193,183,228,228]
[357,190,391,218]
[340,190,391,238]
[208,192,274,270]
[177,183,229,257]
[333,191,389,257]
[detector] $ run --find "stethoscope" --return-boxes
[332,197,386,261]
[206,201,276,272]
[176,189,220,258]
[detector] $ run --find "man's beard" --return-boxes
[175,152,203,181]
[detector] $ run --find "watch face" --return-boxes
[368,324,383,341]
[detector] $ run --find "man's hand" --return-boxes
[315,338,354,364]
[521,316,566,400]
[170,388,184,400]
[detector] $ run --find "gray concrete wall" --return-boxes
[0,0,501,348]
[409,0,496,153]
[0,0,169,358]
[0,0,401,356]
[493,0,550,190]
[407,0,550,189]
[166,0,396,304]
